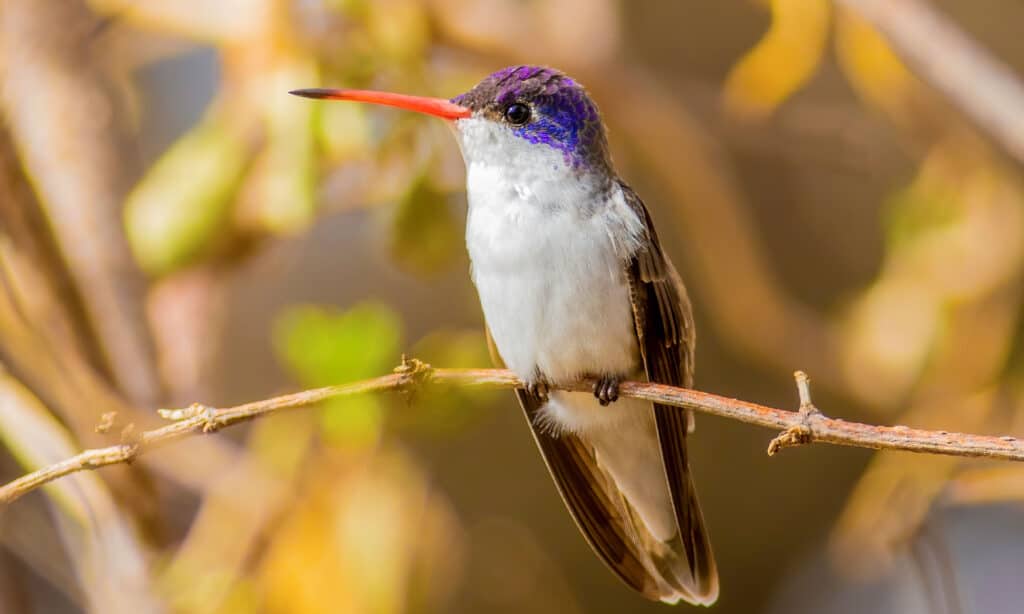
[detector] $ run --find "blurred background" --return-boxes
[2,0,1024,612]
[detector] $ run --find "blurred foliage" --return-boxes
[125,112,251,275]
[3,0,1024,613]
[389,170,463,275]
[238,58,320,234]
[882,169,960,252]
[723,0,831,118]
[274,302,401,444]
[317,101,370,161]
[0,372,157,612]
[258,449,463,614]
[0,372,116,535]
[835,12,919,121]
[399,329,497,435]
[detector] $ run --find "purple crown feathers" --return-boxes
[452,66,609,170]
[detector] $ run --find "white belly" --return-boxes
[467,201,675,538]
[473,217,638,374]
[458,121,676,540]
[457,117,647,389]
[464,152,652,425]
[466,189,639,384]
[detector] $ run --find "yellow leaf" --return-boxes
[723,0,831,119]
[835,11,916,117]
[259,450,464,614]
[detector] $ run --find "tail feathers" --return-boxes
[621,477,718,606]
[584,404,718,606]
[671,472,718,604]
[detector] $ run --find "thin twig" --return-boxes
[1,361,1022,506]
[768,371,822,455]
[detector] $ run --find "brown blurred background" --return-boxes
[2,0,1024,612]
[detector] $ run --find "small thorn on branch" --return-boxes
[768,370,823,456]
[94,411,118,434]
[794,370,816,414]
[393,356,434,398]
[158,402,219,433]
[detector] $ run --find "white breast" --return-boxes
[454,117,677,540]
[455,118,645,385]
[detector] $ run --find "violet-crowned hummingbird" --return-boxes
[292,66,718,606]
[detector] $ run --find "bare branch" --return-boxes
[1,361,1022,506]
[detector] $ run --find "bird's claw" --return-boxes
[593,375,620,406]
[526,377,550,402]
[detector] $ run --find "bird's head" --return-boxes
[291,66,611,175]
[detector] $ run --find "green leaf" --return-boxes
[273,302,401,444]
[320,396,384,446]
[124,113,249,275]
[274,302,401,386]
[883,180,960,250]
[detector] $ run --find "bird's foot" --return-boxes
[526,374,550,403]
[593,375,620,406]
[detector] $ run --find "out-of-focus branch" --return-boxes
[2,361,1022,506]
[0,0,161,405]
[837,0,1024,166]
[0,114,169,527]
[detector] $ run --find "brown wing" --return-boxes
[517,388,673,598]
[485,330,667,598]
[621,181,719,604]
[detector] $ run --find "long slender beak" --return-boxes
[289,88,471,120]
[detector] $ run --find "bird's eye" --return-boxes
[504,103,531,125]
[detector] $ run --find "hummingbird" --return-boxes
[291,66,718,605]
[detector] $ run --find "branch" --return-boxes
[837,0,1024,166]
[2,361,1022,506]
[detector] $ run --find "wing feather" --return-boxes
[515,388,668,599]
[485,330,670,599]
[621,182,719,603]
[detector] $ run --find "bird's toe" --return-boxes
[593,375,620,406]
[527,377,549,402]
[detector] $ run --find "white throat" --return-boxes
[453,116,607,215]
